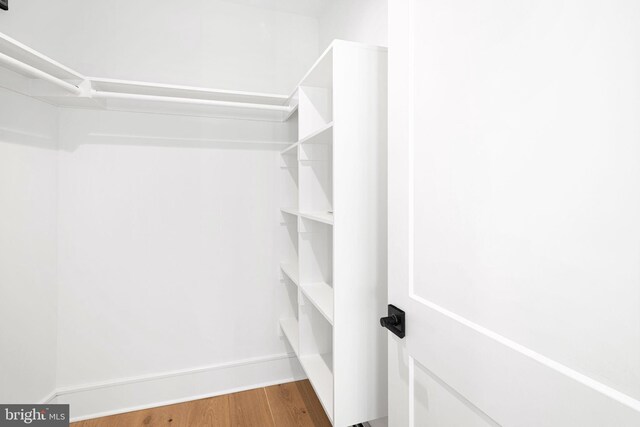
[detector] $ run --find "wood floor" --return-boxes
[71,380,332,427]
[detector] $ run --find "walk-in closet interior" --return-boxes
[0,1,388,425]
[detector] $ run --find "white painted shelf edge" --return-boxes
[280,208,333,225]
[280,142,298,155]
[280,262,299,286]
[301,282,334,324]
[280,318,334,424]
[287,39,388,99]
[280,207,300,217]
[279,121,333,155]
[299,354,334,422]
[279,318,299,355]
[300,211,333,225]
[300,121,333,145]
[280,208,334,226]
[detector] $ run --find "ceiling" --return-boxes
[220,0,326,16]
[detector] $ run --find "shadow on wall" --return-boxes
[0,87,58,151]
[0,86,298,153]
[0,125,57,150]
[57,108,297,152]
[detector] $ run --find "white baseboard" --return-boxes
[40,390,58,404]
[49,353,305,422]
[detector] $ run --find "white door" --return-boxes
[387,0,640,425]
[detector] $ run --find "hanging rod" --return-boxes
[0,31,295,118]
[91,90,294,112]
[0,51,82,95]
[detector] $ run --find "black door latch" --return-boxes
[380,304,405,338]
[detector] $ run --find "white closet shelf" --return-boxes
[281,208,333,225]
[297,41,333,90]
[279,318,299,355]
[300,122,333,145]
[280,207,300,217]
[280,121,333,156]
[301,282,334,324]
[300,211,333,225]
[280,143,298,155]
[280,262,299,285]
[300,353,334,421]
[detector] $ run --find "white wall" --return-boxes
[1,0,320,94]
[54,109,299,411]
[318,0,388,50]
[0,88,59,403]
[0,0,65,54]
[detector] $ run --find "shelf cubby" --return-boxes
[300,121,333,146]
[298,48,333,139]
[299,293,334,421]
[298,87,332,139]
[279,256,299,356]
[299,140,332,215]
[299,217,333,324]
[299,218,332,279]
[300,352,334,421]
[279,204,298,281]
[279,153,298,212]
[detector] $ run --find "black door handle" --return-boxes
[380,314,401,328]
[380,304,405,338]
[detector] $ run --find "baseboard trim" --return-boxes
[49,352,305,422]
[40,390,58,404]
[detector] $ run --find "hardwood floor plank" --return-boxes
[71,395,230,427]
[71,381,328,427]
[186,395,231,427]
[265,381,331,427]
[228,388,275,427]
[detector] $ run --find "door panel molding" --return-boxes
[410,357,501,426]
[407,294,640,425]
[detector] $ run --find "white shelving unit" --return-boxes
[278,41,387,427]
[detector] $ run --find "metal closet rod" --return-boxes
[0,51,82,95]
[0,49,295,113]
